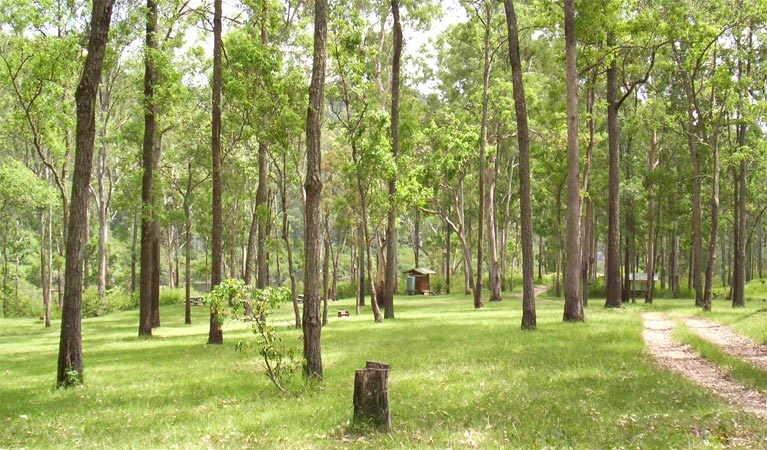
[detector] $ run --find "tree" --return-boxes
[303,0,327,380]
[562,0,583,322]
[503,0,535,330]
[209,0,224,344]
[57,0,114,387]
[382,0,403,319]
[138,0,159,337]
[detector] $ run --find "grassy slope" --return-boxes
[2,295,766,449]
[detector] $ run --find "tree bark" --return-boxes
[57,0,113,386]
[563,0,583,321]
[208,0,224,344]
[503,0,536,329]
[303,0,327,380]
[604,41,622,308]
[733,124,747,308]
[138,0,158,337]
[383,0,403,319]
[256,142,269,289]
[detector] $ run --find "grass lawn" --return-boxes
[2,293,766,449]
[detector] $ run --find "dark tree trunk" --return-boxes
[256,141,269,289]
[244,201,257,286]
[563,0,583,321]
[504,0,536,330]
[445,224,451,294]
[138,0,158,337]
[209,0,224,344]
[733,125,747,308]
[357,223,365,311]
[151,221,160,328]
[645,130,658,304]
[130,212,137,293]
[40,210,51,327]
[57,0,113,387]
[383,0,403,319]
[322,229,330,326]
[303,0,327,380]
[184,193,192,325]
[605,45,622,308]
[413,209,420,268]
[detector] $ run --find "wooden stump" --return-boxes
[353,361,391,430]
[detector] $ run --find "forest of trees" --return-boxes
[2,0,767,381]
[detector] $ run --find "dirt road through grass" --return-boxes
[642,312,767,417]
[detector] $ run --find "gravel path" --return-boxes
[641,312,767,417]
[682,315,767,372]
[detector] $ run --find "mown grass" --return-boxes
[2,293,767,449]
[673,321,767,396]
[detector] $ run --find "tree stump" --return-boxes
[353,361,391,430]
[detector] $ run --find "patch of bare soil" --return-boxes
[682,316,767,372]
[641,312,767,417]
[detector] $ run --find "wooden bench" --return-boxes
[337,309,350,317]
[189,296,205,306]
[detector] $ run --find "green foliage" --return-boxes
[238,286,300,393]
[206,278,249,326]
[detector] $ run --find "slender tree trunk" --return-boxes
[580,72,597,307]
[383,0,403,319]
[151,224,160,328]
[40,210,52,327]
[302,0,327,380]
[130,212,137,293]
[413,210,420,268]
[445,224,451,294]
[244,200,257,286]
[563,0,582,321]
[645,130,658,304]
[208,0,224,344]
[605,41,622,308]
[733,125,747,308]
[322,232,330,326]
[184,201,192,325]
[57,0,113,387]
[504,0,536,329]
[689,120,703,307]
[256,142,269,289]
[357,223,365,311]
[702,140,719,311]
[138,0,158,337]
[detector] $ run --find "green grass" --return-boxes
[673,321,767,396]
[2,294,767,449]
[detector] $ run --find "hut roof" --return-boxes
[403,267,436,275]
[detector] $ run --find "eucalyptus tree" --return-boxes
[382,0,403,318]
[57,0,114,387]
[303,0,327,380]
[562,0,583,321]
[503,0,535,329]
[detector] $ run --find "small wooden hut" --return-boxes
[627,273,659,294]
[403,268,436,295]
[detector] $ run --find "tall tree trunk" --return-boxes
[322,231,330,326]
[604,41,622,308]
[138,0,158,337]
[563,0,582,321]
[474,1,493,309]
[645,130,658,304]
[40,209,52,327]
[184,193,192,325]
[256,142,269,289]
[487,150,501,302]
[733,124,747,308]
[689,119,703,307]
[504,0,536,329]
[151,223,160,328]
[57,0,113,387]
[413,209,420,268]
[208,0,224,344]
[383,0,403,319]
[580,71,597,307]
[244,200,257,286]
[302,0,327,380]
[130,212,137,293]
[357,223,365,311]
[445,224,451,294]
[702,141,719,311]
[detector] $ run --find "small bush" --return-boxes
[159,288,186,306]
